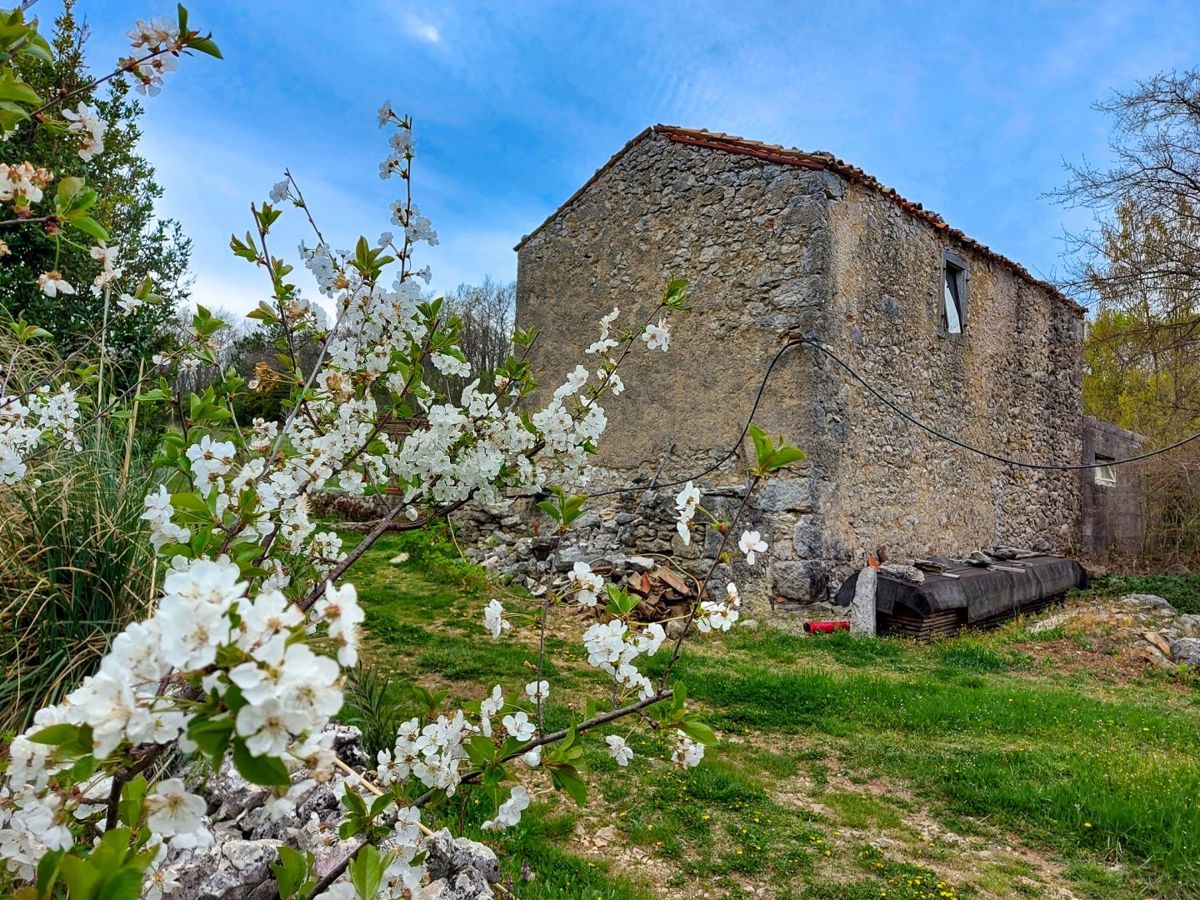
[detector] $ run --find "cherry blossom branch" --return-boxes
[311,689,674,895]
[657,474,761,690]
[28,44,183,119]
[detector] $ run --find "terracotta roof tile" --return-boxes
[516,125,1082,314]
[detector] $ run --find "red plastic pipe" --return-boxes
[803,620,851,633]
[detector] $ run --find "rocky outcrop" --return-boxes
[158,726,500,899]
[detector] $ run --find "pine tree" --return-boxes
[0,0,190,391]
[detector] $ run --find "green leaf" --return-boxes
[118,775,149,828]
[464,734,497,767]
[676,717,717,747]
[271,847,314,900]
[340,789,369,818]
[604,583,640,618]
[97,868,144,900]
[66,215,110,242]
[171,491,211,517]
[232,740,290,787]
[187,36,222,58]
[348,845,395,900]
[27,723,81,745]
[53,175,85,211]
[0,71,40,105]
[60,854,103,899]
[187,715,233,759]
[35,850,63,896]
[88,828,133,876]
[549,764,587,806]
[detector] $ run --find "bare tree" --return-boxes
[435,277,515,395]
[1056,70,1200,438]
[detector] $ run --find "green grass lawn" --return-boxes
[340,527,1200,899]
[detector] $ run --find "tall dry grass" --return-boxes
[0,415,161,731]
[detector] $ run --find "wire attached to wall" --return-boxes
[583,334,1200,500]
[800,335,1200,471]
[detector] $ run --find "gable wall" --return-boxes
[517,132,834,479]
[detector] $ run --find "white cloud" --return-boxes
[405,17,440,45]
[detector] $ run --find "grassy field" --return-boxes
[340,528,1200,899]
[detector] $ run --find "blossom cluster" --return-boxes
[63,102,106,161]
[582,618,666,700]
[0,385,80,484]
[569,560,604,606]
[0,161,51,206]
[0,102,727,899]
[126,17,183,95]
[0,558,361,879]
[142,135,641,597]
[697,582,742,633]
[675,480,700,544]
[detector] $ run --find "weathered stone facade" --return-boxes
[515,126,1084,610]
[1080,416,1145,561]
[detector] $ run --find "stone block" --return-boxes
[754,478,813,513]
[793,516,823,557]
[772,560,829,603]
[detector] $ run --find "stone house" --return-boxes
[514,126,1086,606]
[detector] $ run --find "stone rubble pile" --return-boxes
[157,725,500,900]
[1123,594,1200,669]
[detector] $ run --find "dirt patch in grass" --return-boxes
[768,748,1083,900]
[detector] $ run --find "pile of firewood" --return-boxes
[620,567,708,623]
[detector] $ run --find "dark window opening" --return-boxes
[942,251,967,334]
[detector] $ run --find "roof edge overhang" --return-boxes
[514,125,1084,316]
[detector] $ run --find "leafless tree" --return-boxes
[435,277,515,395]
[1056,69,1200,433]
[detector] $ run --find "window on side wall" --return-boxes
[1094,454,1117,487]
[942,250,967,335]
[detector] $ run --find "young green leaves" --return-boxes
[747,424,806,476]
[537,485,586,529]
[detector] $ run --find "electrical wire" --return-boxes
[583,340,798,498]
[802,336,1200,471]
[584,335,1200,500]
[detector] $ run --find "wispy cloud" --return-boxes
[404,16,440,45]
[80,0,1200,323]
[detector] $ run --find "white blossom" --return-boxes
[36,272,74,298]
[605,734,633,766]
[641,319,669,351]
[524,680,549,703]
[482,785,530,831]
[502,710,535,742]
[738,530,768,566]
[483,599,510,639]
[671,732,705,768]
[62,103,105,160]
[146,779,206,836]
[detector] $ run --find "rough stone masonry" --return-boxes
[512,126,1084,613]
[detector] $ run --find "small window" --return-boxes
[1094,455,1117,487]
[942,251,967,334]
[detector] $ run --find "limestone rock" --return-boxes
[424,828,500,894]
[1169,637,1200,668]
[849,566,877,636]
[1120,594,1177,615]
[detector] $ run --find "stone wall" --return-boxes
[1080,416,1145,562]
[516,132,833,612]
[813,178,1084,587]
[516,130,1084,611]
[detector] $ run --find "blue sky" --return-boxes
[66,1,1200,316]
